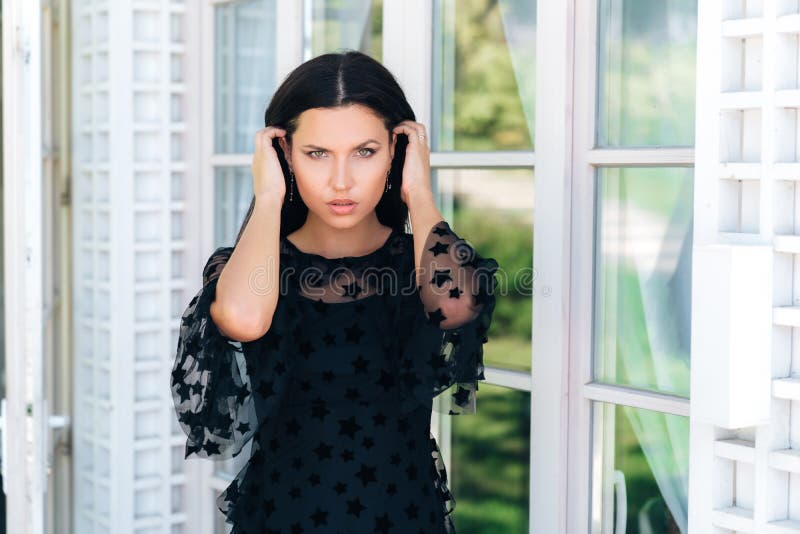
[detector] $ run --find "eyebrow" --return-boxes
[301,139,382,150]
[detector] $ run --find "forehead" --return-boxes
[294,105,385,140]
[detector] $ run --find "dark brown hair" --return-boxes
[233,50,416,245]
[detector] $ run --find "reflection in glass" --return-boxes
[591,402,689,533]
[306,0,383,61]
[594,168,693,397]
[452,383,530,533]
[214,167,254,248]
[434,168,533,372]
[596,0,697,147]
[432,0,535,151]
[214,0,277,154]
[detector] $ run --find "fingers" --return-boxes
[392,121,428,150]
[253,126,286,149]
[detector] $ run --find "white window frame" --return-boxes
[533,0,695,531]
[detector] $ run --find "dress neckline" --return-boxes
[282,226,399,263]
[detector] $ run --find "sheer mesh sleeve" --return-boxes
[396,220,499,416]
[170,246,258,460]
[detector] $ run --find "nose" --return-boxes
[330,158,353,192]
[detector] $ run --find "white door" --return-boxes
[1,2,71,533]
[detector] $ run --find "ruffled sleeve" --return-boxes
[170,246,258,460]
[170,247,297,460]
[395,220,499,416]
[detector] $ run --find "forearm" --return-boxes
[212,195,282,340]
[406,189,445,288]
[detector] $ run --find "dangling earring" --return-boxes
[289,170,295,202]
[384,169,391,193]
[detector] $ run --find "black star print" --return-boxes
[202,439,220,455]
[361,436,375,449]
[373,412,387,426]
[374,512,394,533]
[386,482,397,495]
[288,485,302,499]
[310,507,328,526]
[351,355,369,373]
[345,387,361,400]
[376,370,395,390]
[308,472,321,485]
[355,463,377,486]
[346,497,365,517]
[312,298,330,314]
[313,441,333,460]
[341,449,354,462]
[344,323,365,343]
[256,379,275,398]
[334,481,348,495]
[298,340,314,359]
[448,287,462,298]
[310,400,330,420]
[406,464,418,480]
[175,382,191,402]
[285,418,301,436]
[290,521,303,534]
[454,386,472,406]
[262,498,276,517]
[428,241,449,256]
[338,416,362,438]
[405,502,419,519]
[431,268,453,287]
[291,456,304,470]
[426,308,447,326]
[432,224,451,237]
[235,422,250,434]
[322,332,336,346]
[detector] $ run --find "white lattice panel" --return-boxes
[691,0,800,531]
[71,1,198,533]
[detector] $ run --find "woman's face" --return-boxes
[279,104,396,229]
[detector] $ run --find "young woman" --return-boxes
[171,50,499,534]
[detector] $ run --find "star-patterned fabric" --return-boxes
[171,219,499,533]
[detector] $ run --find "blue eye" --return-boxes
[358,148,376,157]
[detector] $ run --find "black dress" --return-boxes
[170,220,499,534]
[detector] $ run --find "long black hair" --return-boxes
[233,50,416,246]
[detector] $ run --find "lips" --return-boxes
[328,199,356,206]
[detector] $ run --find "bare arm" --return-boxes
[210,194,283,342]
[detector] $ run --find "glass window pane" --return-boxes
[452,383,530,533]
[307,0,383,60]
[214,0,278,154]
[434,168,533,372]
[596,0,698,147]
[214,167,254,248]
[593,167,693,397]
[432,0,536,151]
[591,402,689,533]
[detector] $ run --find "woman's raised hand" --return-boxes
[252,126,288,202]
[392,120,432,205]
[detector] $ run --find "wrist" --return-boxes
[405,188,436,209]
[255,193,285,210]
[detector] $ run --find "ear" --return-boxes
[278,137,292,168]
[389,132,397,160]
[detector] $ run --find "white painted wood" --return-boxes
[691,244,773,428]
[531,0,574,532]
[774,377,800,399]
[712,506,755,531]
[582,383,690,418]
[3,1,45,532]
[715,439,756,463]
[71,1,197,532]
